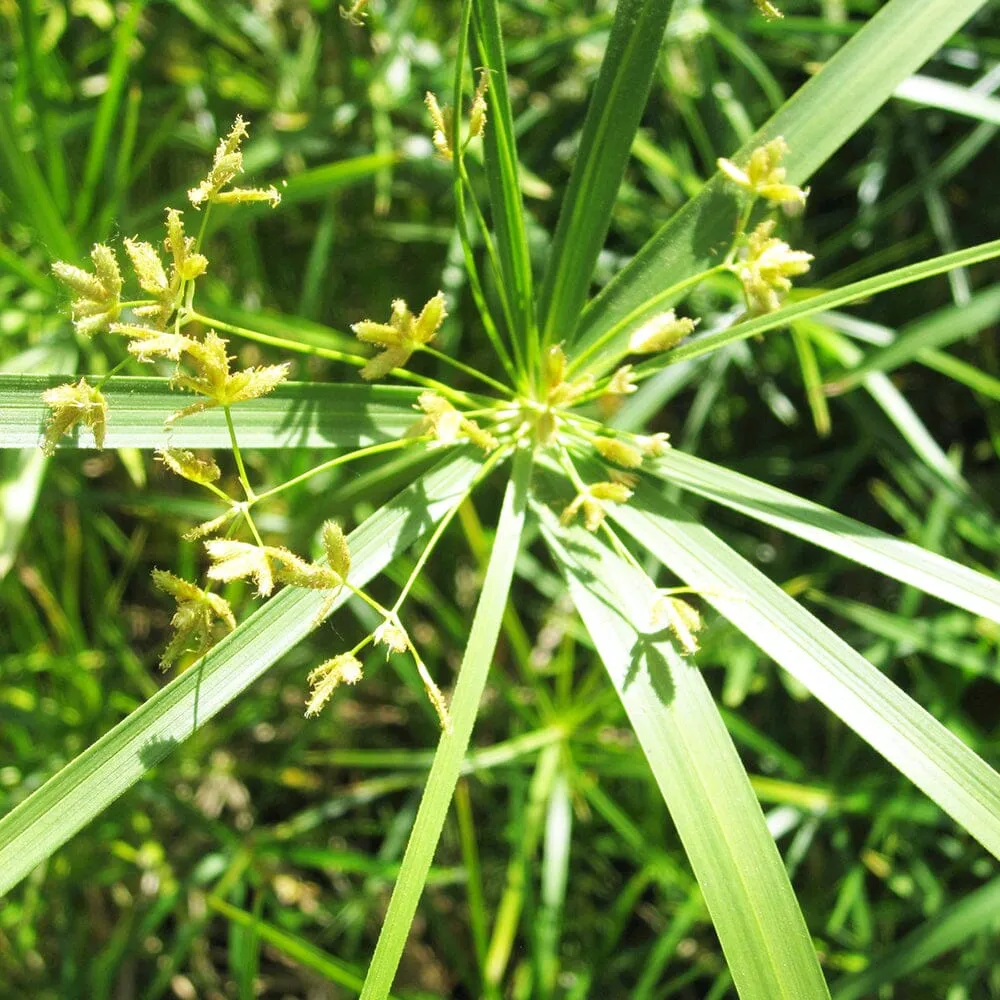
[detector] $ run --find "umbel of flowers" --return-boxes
[43,113,812,722]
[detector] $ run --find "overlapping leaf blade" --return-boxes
[540,508,830,1000]
[646,449,1000,622]
[612,483,1000,861]
[0,452,484,897]
[0,375,421,450]
[571,0,992,371]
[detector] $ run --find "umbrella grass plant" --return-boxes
[2,0,1000,996]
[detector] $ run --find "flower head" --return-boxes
[628,310,697,355]
[41,378,108,454]
[152,569,236,669]
[352,292,447,380]
[425,92,453,159]
[737,220,813,315]
[409,392,498,451]
[156,448,221,485]
[188,116,281,209]
[469,70,490,140]
[561,480,633,533]
[593,436,644,469]
[205,539,275,596]
[650,594,703,654]
[374,617,409,655]
[52,244,122,336]
[717,136,806,211]
[170,330,290,421]
[305,653,364,717]
[340,0,370,25]
[111,323,196,363]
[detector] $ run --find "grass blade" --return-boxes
[571,0,992,369]
[0,452,484,897]
[208,897,397,996]
[612,484,1000,862]
[472,0,536,360]
[537,0,675,348]
[73,0,147,231]
[831,876,1000,1000]
[360,446,532,1000]
[0,375,421,450]
[540,508,830,1000]
[645,449,1000,622]
[826,283,1000,393]
[638,239,1000,377]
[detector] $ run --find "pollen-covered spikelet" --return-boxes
[593,436,644,469]
[628,310,697,355]
[152,569,236,669]
[52,244,122,336]
[717,136,806,211]
[374,617,409,654]
[751,0,784,21]
[305,653,364,717]
[736,219,813,315]
[40,378,108,454]
[468,69,490,140]
[169,330,290,421]
[156,448,221,485]
[111,323,196,362]
[650,593,703,654]
[352,292,447,380]
[425,92,452,159]
[409,392,498,451]
[561,481,633,533]
[188,116,281,209]
[205,539,275,596]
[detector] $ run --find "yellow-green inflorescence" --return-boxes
[43,109,811,719]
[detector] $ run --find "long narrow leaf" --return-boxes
[612,483,1000,862]
[472,0,536,356]
[0,375,420,450]
[636,239,1000,378]
[571,0,992,368]
[0,452,484,897]
[827,282,1000,393]
[645,449,1000,622]
[831,876,1000,1000]
[537,0,675,347]
[540,509,830,1000]
[360,446,532,1000]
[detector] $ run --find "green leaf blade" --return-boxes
[0,452,484,898]
[540,507,830,1000]
[571,0,993,369]
[360,446,532,1000]
[0,375,421,450]
[538,0,675,347]
[647,449,1000,623]
[613,485,1000,862]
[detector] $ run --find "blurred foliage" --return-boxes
[2,0,1000,997]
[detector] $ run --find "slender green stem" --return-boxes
[254,438,426,505]
[94,357,131,390]
[223,406,255,502]
[391,445,509,614]
[418,345,514,396]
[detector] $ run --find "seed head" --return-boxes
[593,436,644,469]
[52,244,122,336]
[737,220,813,315]
[305,653,364,717]
[628,310,698,355]
[41,378,108,454]
[717,136,807,211]
[152,569,236,669]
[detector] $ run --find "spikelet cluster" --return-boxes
[352,292,448,380]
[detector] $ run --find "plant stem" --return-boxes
[418,345,514,396]
[253,437,425,504]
